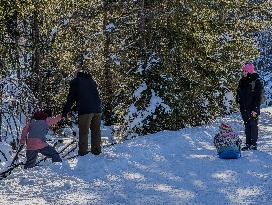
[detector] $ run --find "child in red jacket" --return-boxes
[20,111,63,169]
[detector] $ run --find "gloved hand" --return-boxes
[61,113,67,119]
[19,144,24,150]
[251,111,258,118]
[57,119,66,127]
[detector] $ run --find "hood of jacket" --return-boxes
[240,73,260,88]
[76,72,92,79]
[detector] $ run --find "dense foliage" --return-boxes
[0,0,271,141]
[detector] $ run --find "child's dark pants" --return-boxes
[24,145,62,169]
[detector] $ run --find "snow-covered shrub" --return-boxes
[0,73,36,145]
[0,142,13,165]
[255,29,272,106]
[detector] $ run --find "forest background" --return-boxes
[1,0,272,145]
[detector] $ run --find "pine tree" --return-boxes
[1,0,271,141]
[112,0,272,138]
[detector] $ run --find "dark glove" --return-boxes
[61,113,67,118]
[57,119,66,127]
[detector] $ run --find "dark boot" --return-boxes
[78,151,89,156]
[241,144,251,151]
[91,148,101,155]
[250,145,257,150]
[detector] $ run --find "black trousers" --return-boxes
[25,145,62,169]
[244,119,258,146]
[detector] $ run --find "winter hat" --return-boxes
[33,111,48,120]
[242,64,255,74]
[43,109,52,117]
[219,122,232,132]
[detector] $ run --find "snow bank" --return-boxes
[0,143,13,168]
[0,108,271,205]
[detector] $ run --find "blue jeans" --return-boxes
[24,145,62,169]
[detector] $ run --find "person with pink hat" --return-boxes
[236,63,262,150]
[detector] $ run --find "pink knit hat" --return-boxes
[242,64,255,74]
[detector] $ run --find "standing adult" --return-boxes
[236,63,262,150]
[62,68,102,156]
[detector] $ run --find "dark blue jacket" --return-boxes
[62,72,101,116]
[236,73,261,122]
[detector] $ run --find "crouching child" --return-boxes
[20,111,63,169]
[214,123,242,159]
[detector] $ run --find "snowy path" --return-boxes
[0,108,272,205]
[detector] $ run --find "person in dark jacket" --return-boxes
[62,68,102,156]
[236,64,262,150]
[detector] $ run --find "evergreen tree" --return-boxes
[0,0,271,141]
[112,0,271,137]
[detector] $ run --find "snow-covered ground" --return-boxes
[0,108,272,205]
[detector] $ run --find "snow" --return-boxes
[0,77,32,144]
[110,54,121,66]
[262,72,272,106]
[123,80,171,136]
[0,107,272,204]
[133,82,147,100]
[136,53,160,74]
[106,23,116,32]
[221,33,234,42]
[223,90,234,113]
[126,89,171,130]
[0,143,12,166]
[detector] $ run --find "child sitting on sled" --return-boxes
[214,122,242,159]
[20,110,63,169]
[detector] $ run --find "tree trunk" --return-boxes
[31,1,42,105]
[102,0,114,126]
[138,0,149,73]
[0,83,3,142]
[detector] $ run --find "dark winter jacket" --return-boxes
[236,73,262,122]
[62,72,102,117]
